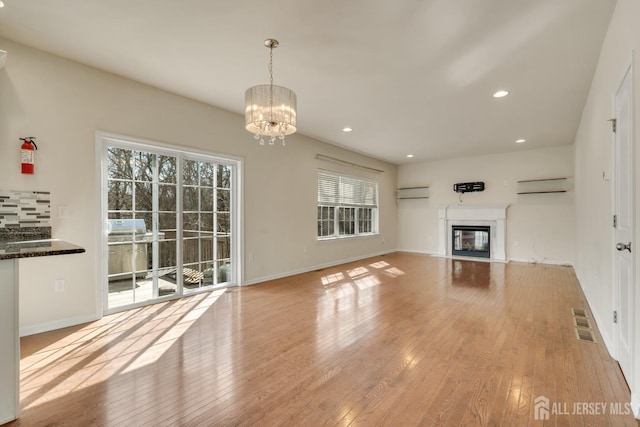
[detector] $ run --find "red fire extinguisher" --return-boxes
[20,137,37,175]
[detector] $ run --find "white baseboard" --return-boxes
[362,250,572,267]
[588,304,615,355]
[20,313,99,337]
[575,269,639,418]
[395,248,435,255]
[431,254,509,264]
[574,269,616,356]
[632,393,640,419]
[243,249,397,286]
[507,257,573,266]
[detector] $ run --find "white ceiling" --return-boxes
[0,0,615,164]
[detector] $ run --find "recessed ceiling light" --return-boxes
[0,1,5,8]
[493,90,509,98]
[406,154,414,158]
[515,139,526,144]
[342,127,353,132]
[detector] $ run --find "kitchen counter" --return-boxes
[0,239,85,260]
[0,239,85,424]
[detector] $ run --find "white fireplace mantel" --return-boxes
[437,204,509,262]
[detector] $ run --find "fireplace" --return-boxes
[437,204,509,262]
[452,226,490,258]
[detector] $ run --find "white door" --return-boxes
[613,65,634,383]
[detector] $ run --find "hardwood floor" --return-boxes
[5,253,638,426]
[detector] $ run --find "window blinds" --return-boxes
[317,171,377,207]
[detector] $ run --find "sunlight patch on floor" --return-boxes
[321,272,345,285]
[355,275,380,290]
[122,289,226,373]
[20,289,226,410]
[347,266,369,277]
[369,261,390,269]
[384,267,405,277]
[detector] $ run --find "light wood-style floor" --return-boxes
[6,253,638,426]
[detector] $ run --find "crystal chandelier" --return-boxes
[245,39,297,146]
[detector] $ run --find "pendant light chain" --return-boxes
[268,44,274,131]
[269,45,274,87]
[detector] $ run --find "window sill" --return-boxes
[317,233,379,242]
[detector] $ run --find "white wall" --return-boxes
[0,38,397,334]
[398,146,575,264]
[573,0,640,416]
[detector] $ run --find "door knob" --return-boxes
[616,242,632,252]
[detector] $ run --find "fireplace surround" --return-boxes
[437,204,509,262]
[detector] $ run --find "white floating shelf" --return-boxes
[517,177,572,194]
[397,186,430,199]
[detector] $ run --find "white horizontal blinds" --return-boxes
[318,171,377,207]
[361,180,377,207]
[318,172,340,205]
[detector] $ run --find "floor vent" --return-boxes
[575,328,596,343]
[572,308,587,317]
[573,317,591,328]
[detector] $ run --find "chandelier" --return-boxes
[245,39,297,146]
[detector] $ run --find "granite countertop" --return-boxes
[0,239,86,260]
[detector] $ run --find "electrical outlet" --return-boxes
[54,279,65,292]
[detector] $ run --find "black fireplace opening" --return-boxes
[452,225,490,259]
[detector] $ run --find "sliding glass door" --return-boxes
[182,159,232,292]
[101,135,240,313]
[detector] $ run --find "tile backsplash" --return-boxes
[0,190,51,241]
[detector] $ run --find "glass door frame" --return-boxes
[96,132,243,315]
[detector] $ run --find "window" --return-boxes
[101,134,240,313]
[317,170,378,239]
[317,206,335,237]
[338,207,355,235]
[358,207,373,233]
